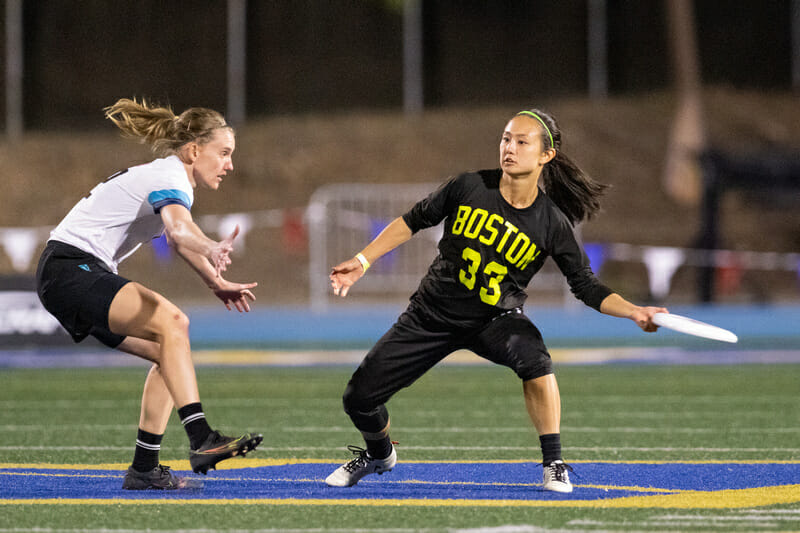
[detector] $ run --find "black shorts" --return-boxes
[344,303,553,410]
[35,240,129,348]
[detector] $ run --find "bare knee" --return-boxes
[169,308,190,335]
[108,283,190,343]
[153,301,190,341]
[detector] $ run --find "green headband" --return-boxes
[516,111,554,149]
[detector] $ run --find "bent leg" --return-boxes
[116,336,175,475]
[108,282,199,407]
[343,312,455,423]
[117,337,174,435]
[139,366,175,433]
[523,374,561,435]
[472,312,564,466]
[473,312,559,434]
[343,309,456,456]
[326,309,455,487]
[524,374,565,469]
[526,374,571,491]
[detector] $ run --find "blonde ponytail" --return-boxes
[104,98,231,157]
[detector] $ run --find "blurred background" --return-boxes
[1,0,799,350]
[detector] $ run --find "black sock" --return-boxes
[347,404,393,459]
[365,437,393,460]
[539,433,562,465]
[132,429,163,472]
[178,402,212,449]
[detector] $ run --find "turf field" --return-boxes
[1,359,800,531]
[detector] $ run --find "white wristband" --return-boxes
[355,253,370,272]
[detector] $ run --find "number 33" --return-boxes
[458,247,508,306]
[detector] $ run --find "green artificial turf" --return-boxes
[1,362,799,531]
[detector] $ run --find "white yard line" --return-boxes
[3,424,799,436]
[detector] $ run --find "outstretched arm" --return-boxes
[161,204,236,275]
[161,204,257,311]
[599,293,667,332]
[330,216,414,297]
[178,247,257,311]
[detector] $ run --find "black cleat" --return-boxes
[121,464,203,490]
[189,430,263,474]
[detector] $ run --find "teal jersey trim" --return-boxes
[148,189,192,213]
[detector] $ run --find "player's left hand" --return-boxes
[632,306,669,332]
[213,277,257,312]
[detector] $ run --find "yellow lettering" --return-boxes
[459,247,481,290]
[479,214,503,246]
[495,222,518,254]
[480,261,508,306]
[505,233,530,264]
[453,208,540,273]
[463,208,488,239]
[516,241,541,270]
[451,206,471,235]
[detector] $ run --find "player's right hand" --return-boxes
[330,257,364,298]
[210,225,239,276]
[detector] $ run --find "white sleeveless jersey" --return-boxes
[50,155,194,273]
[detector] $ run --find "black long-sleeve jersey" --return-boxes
[402,169,613,328]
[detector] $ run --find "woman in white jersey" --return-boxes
[36,98,262,490]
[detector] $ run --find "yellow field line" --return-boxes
[0,458,319,470]
[3,458,800,471]
[0,471,119,479]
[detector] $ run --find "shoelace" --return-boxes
[157,464,189,489]
[342,445,371,473]
[544,461,574,482]
[156,464,174,479]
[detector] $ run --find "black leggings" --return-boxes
[342,305,553,431]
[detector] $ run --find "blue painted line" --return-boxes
[2,463,799,501]
[3,304,798,366]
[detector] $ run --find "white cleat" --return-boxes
[543,460,573,493]
[325,445,397,487]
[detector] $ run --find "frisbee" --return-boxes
[652,312,738,343]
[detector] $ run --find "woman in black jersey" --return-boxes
[324,109,667,493]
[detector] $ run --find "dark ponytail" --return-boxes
[518,109,609,225]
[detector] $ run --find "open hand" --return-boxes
[330,257,366,298]
[213,276,257,312]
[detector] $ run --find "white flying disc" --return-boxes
[652,312,738,343]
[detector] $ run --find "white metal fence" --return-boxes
[308,183,438,311]
[307,183,571,311]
